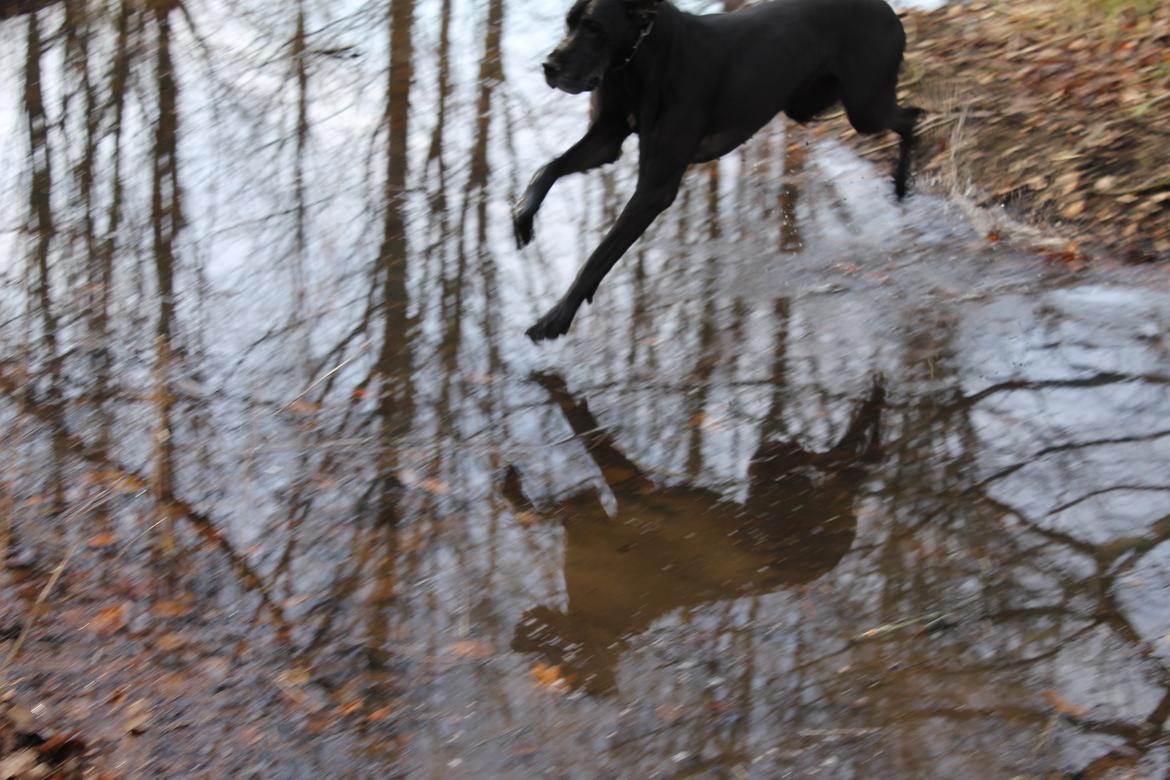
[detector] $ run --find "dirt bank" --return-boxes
[841,0,1170,264]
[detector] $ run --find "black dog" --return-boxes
[515,0,922,341]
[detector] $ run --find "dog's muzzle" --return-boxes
[542,58,601,93]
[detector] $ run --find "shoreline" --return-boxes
[831,0,1170,265]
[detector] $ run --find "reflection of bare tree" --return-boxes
[779,131,806,252]
[23,12,66,520]
[150,4,183,556]
[363,0,417,645]
[3,0,1170,773]
[684,163,723,479]
[0,0,59,19]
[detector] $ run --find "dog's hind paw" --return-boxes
[525,299,578,342]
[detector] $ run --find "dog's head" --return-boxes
[543,0,662,94]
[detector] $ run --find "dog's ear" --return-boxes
[623,0,663,19]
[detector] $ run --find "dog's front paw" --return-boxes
[512,202,536,249]
[525,299,579,343]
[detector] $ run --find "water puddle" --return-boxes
[1,0,1169,776]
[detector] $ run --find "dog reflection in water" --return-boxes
[505,372,884,695]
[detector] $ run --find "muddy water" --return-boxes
[1,0,1170,777]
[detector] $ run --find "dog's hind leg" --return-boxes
[839,65,922,198]
[783,75,840,124]
[890,104,924,200]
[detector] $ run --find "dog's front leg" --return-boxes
[513,120,629,249]
[526,161,685,342]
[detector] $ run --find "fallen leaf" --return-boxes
[87,532,117,550]
[284,400,322,415]
[336,700,363,718]
[366,705,395,723]
[1061,199,1086,219]
[0,749,40,778]
[418,478,450,496]
[400,470,450,495]
[446,639,493,661]
[1041,690,1090,718]
[125,700,151,734]
[280,667,312,687]
[513,510,541,527]
[156,632,186,652]
[1093,174,1118,192]
[4,703,37,733]
[530,662,571,694]
[151,600,194,619]
[91,603,130,636]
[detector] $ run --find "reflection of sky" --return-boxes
[3,2,1170,776]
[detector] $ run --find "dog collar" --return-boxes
[614,16,655,70]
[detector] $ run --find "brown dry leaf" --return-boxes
[1061,199,1086,219]
[400,470,451,495]
[200,656,232,682]
[655,704,686,725]
[336,700,363,718]
[281,666,312,687]
[151,600,194,619]
[89,469,148,494]
[513,510,541,527]
[446,639,494,662]
[1041,690,1090,718]
[156,632,186,652]
[1054,172,1081,195]
[530,662,571,694]
[0,749,40,778]
[1093,175,1119,192]
[91,603,130,636]
[86,532,118,550]
[366,705,396,723]
[125,700,151,735]
[284,399,322,415]
[418,478,451,496]
[5,702,38,733]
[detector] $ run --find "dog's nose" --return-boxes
[542,60,560,81]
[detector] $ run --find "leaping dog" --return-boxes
[515,0,922,341]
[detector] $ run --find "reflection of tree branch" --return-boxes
[978,494,1097,557]
[0,370,288,631]
[958,372,1170,410]
[898,706,1149,741]
[970,428,1170,492]
[0,0,58,19]
[1052,485,1170,516]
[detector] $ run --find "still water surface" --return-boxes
[1,0,1169,776]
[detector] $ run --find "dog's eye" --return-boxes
[581,19,604,35]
